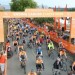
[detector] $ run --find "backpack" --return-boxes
[53,60,61,69]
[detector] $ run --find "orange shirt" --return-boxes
[28,72,37,75]
[19,51,26,56]
[36,59,43,64]
[0,55,6,63]
[72,62,75,67]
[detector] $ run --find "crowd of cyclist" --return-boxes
[4,18,75,75]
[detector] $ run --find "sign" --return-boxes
[0,9,75,42]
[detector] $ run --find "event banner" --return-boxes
[0,9,75,42]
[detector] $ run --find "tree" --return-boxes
[10,0,37,11]
[68,8,75,11]
[33,18,54,26]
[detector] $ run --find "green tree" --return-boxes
[68,8,75,11]
[10,0,37,11]
[33,18,54,25]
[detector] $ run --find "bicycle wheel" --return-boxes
[50,51,54,59]
[37,71,41,75]
[48,50,50,57]
[24,65,26,74]
[62,62,67,72]
[52,68,54,75]
[15,47,17,54]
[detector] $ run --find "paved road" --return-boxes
[7,34,72,75]
[7,18,74,75]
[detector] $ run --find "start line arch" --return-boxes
[0,9,75,54]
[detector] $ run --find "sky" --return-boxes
[0,0,75,9]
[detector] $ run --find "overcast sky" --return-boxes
[0,0,75,8]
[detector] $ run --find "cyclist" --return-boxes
[13,40,18,46]
[18,45,23,53]
[72,61,75,71]
[13,40,18,53]
[22,39,26,44]
[6,41,10,50]
[68,61,75,75]
[53,58,61,75]
[46,37,50,45]
[7,46,13,58]
[36,46,42,56]
[0,51,6,75]
[58,41,64,50]
[33,35,36,46]
[19,49,27,67]
[36,38,40,46]
[16,32,20,41]
[28,69,37,75]
[36,57,44,71]
[47,40,54,50]
[39,37,44,44]
[47,40,54,56]
[59,49,67,60]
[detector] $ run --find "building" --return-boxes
[0,4,5,11]
[56,17,70,30]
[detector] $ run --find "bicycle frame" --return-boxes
[37,68,42,75]
[48,49,52,57]
[52,68,61,75]
[21,59,26,74]
[60,59,67,72]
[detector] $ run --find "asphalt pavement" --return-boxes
[7,35,72,75]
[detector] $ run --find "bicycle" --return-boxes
[52,68,61,75]
[50,50,54,59]
[37,68,42,75]
[36,55,43,60]
[60,58,67,72]
[48,48,54,59]
[14,46,17,54]
[21,59,26,74]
